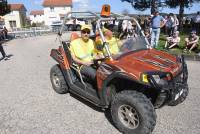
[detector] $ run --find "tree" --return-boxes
[0,0,10,16]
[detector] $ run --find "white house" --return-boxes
[30,10,45,24]
[42,0,72,26]
[3,4,27,30]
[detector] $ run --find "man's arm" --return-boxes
[71,54,93,66]
[189,36,199,44]
[160,16,166,28]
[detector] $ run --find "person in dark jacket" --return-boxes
[0,29,9,60]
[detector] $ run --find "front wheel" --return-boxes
[50,65,68,94]
[111,90,156,134]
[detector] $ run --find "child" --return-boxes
[165,31,180,49]
[184,30,199,53]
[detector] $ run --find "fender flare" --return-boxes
[99,71,140,106]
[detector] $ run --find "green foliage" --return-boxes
[31,23,37,27]
[121,0,199,12]
[0,0,10,16]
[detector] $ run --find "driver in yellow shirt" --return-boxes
[70,25,97,81]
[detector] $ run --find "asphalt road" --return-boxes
[0,34,200,134]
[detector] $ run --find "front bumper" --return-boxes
[147,55,188,108]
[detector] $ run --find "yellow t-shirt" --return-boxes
[95,37,120,55]
[70,38,95,62]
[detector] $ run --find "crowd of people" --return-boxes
[142,11,200,53]
[91,10,200,53]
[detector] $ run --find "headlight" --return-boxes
[141,73,169,86]
[142,74,148,83]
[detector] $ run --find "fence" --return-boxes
[8,27,52,39]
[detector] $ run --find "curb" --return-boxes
[184,54,200,61]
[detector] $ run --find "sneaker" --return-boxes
[4,57,10,60]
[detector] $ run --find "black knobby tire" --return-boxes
[50,65,68,94]
[168,84,189,106]
[111,90,156,134]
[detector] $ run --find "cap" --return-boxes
[81,25,91,31]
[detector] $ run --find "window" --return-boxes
[50,7,54,12]
[9,21,16,28]
[63,7,66,10]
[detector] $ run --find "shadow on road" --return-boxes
[0,54,14,61]
[69,93,116,129]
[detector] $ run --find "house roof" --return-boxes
[30,10,44,15]
[10,4,27,11]
[42,0,72,7]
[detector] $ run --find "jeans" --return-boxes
[80,65,96,82]
[0,43,6,58]
[151,28,160,48]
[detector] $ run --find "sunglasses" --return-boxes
[82,30,90,34]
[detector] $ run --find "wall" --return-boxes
[4,10,27,30]
[44,6,71,26]
[30,14,45,24]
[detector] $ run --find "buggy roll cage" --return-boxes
[58,11,151,58]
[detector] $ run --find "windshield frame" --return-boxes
[59,12,150,59]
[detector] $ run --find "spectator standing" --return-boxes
[192,12,200,34]
[165,14,173,36]
[0,29,9,60]
[172,14,179,34]
[150,11,165,48]
[91,19,97,35]
[143,16,149,29]
[3,26,8,40]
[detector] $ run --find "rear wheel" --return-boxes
[50,65,68,94]
[111,90,156,134]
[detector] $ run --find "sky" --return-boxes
[7,0,200,15]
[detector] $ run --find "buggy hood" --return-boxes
[113,49,182,79]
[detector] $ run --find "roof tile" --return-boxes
[43,0,72,7]
[9,4,27,11]
[30,10,44,15]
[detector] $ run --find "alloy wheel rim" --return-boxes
[118,104,140,129]
[52,73,61,88]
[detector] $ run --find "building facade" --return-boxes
[30,10,45,25]
[3,4,27,30]
[42,0,72,26]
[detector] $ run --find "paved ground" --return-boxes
[0,34,200,134]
